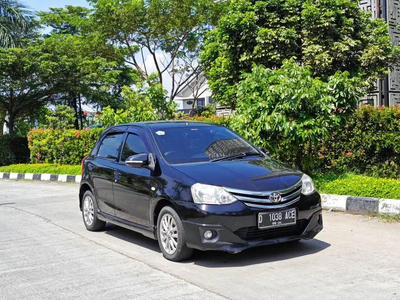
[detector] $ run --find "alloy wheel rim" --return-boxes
[160,213,178,255]
[83,196,94,226]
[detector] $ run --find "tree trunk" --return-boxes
[8,114,15,136]
[78,94,83,130]
[72,94,79,130]
[295,146,303,171]
[189,98,198,116]
[3,113,10,135]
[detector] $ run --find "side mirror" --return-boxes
[257,147,269,155]
[125,153,149,168]
[125,153,155,171]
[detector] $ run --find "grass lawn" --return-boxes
[0,164,81,175]
[373,213,400,223]
[314,173,400,200]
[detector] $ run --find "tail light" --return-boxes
[81,156,88,175]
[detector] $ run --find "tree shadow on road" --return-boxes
[190,239,330,267]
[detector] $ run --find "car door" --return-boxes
[90,128,127,216]
[112,127,153,227]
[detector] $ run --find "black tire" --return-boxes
[157,206,193,262]
[82,190,106,231]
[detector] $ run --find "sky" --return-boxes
[26,0,89,12]
[25,0,176,103]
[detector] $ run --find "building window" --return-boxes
[197,98,205,107]
[209,97,214,104]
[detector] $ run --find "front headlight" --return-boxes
[301,173,315,195]
[191,183,237,205]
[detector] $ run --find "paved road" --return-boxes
[1,180,400,300]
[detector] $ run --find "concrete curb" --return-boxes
[0,172,81,183]
[321,194,400,215]
[1,174,399,215]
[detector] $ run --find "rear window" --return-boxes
[152,126,258,164]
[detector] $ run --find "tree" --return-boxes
[231,59,365,171]
[0,47,60,135]
[44,105,76,129]
[88,0,225,102]
[38,5,91,35]
[95,86,158,128]
[201,0,400,108]
[35,33,136,129]
[0,0,33,48]
[37,6,138,128]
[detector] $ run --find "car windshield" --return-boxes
[152,125,260,164]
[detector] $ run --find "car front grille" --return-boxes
[234,219,308,241]
[224,180,302,209]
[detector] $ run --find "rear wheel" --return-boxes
[157,206,193,262]
[82,190,105,231]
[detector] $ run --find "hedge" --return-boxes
[314,173,400,200]
[0,163,81,175]
[26,118,231,165]
[28,128,103,165]
[24,106,400,179]
[175,115,232,127]
[320,105,400,178]
[0,136,29,166]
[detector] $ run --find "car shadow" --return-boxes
[102,223,330,266]
[190,239,331,267]
[103,223,161,253]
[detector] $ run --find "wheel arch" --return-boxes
[79,183,93,211]
[152,198,179,229]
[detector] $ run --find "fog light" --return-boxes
[204,230,213,240]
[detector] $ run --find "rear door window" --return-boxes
[97,133,125,160]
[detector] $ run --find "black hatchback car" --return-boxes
[79,122,323,261]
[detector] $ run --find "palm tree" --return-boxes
[0,0,31,48]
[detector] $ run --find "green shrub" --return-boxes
[231,60,364,172]
[45,105,76,129]
[28,128,103,165]
[314,173,400,199]
[26,116,232,165]
[0,136,29,166]
[321,105,400,178]
[0,163,81,175]
[95,85,173,128]
[175,114,232,127]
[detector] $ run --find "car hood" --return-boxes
[171,158,302,191]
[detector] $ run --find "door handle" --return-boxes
[114,171,121,181]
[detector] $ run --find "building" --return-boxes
[360,0,400,106]
[173,76,214,114]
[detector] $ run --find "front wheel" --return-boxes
[157,206,193,262]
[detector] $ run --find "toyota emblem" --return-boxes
[269,192,282,203]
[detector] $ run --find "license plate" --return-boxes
[258,208,296,229]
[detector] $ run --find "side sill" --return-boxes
[97,211,157,240]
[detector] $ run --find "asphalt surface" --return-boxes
[1,180,400,300]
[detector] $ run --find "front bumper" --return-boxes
[177,193,323,253]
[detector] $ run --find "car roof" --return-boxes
[112,121,222,130]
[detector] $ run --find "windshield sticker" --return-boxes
[156,131,165,136]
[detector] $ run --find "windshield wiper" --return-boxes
[211,152,261,162]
